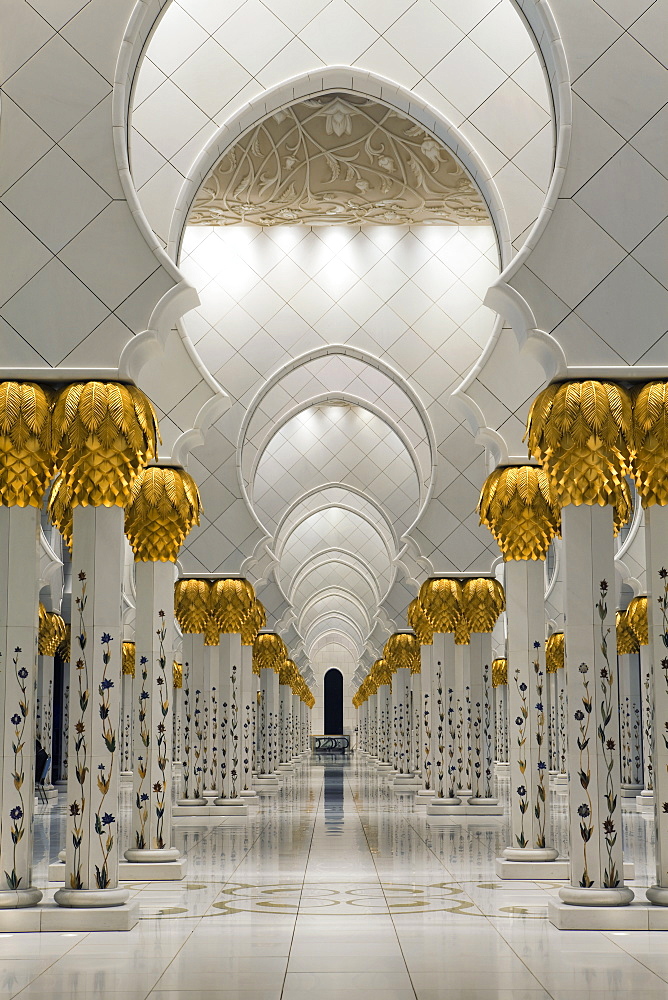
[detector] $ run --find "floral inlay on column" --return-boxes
[6,647,29,890]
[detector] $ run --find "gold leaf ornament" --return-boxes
[462,578,505,633]
[122,641,136,677]
[616,610,639,655]
[632,381,668,507]
[252,632,286,674]
[174,579,217,644]
[47,473,74,551]
[241,600,266,646]
[210,578,255,634]
[626,596,648,646]
[491,658,507,687]
[526,380,632,512]
[0,381,55,507]
[53,381,160,507]
[418,577,469,642]
[38,603,67,656]
[371,657,392,686]
[173,661,183,689]
[384,632,421,673]
[545,632,564,673]
[125,466,201,562]
[407,598,433,645]
[478,465,560,561]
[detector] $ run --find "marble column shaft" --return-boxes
[178,633,206,804]
[560,503,630,902]
[504,557,556,862]
[469,632,496,802]
[126,560,178,861]
[0,506,42,907]
[56,505,128,907]
[645,505,668,903]
[215,633,243,801]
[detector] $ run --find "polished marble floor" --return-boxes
[2,755,666,999]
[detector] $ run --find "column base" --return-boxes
[0,888,43,909]
[54,886,130,909]
[176,797,206,807]
[494,762,510,775]
[637,790,654,812]
[559,885,634,907]
[376,762,394,770]
[548,897,659,931]
[503,847,559,863]
[120,771,133,785]
[277,763,294,771]
[427,800,503,816]
[254,775,280,792]
[0,901,139,933]
[621,783,643,798]
[50,858,186,881]
[212,798,249,816]
[414,788,435,802]
[392,773,418,787]
[496,857,569,879]
[426,797,462,815]
[203,789,219,800]
[240,789,259,803]
[552,773,568,788]
[646,885,668,906]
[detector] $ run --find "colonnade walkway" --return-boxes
[1,755,664,999]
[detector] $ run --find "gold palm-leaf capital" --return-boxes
[632,381,668,506]
[418,577,463,633]
[478,465,560,561]
[47,473,74,551]
[38,605,67,656]
[407,598,434,645]
[616,609,639,655]
[174,578,212,638]
[125,466,201,562]
[545,632,564,673]
[626,596,648,646]
[526,380,632,509]
[173,661,182,688]
[462,577,505,633]
[241,599,266,646]
[491,657,507,687]
[210,577,255,633]
[384,631,421,672]
[122,640,136,677]
[253,632,285,673]
[53,381,159,508]
[0,381,55,507]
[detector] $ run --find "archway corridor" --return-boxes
[21,754,658,998]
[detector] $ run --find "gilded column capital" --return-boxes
[53,381,159,508]
[47,473,73,550]
[526,379,632,511]
[241,599,266,646]
[125,466,201,562]
[616,610,640,655]
[371,657,392,686]
[210,578,255,634]
[174,578,218,644]
[478,465,560,561]
[462,577,505,633]
[0,381,55,507]
[545,632,564,673]
[407,598,434,645]
[418,577,465,636]
[252,631,286,674]
[626,596,648,646]
[38,604,67,656]
[491,657,507,687]
[632,381,668,506]
[57,624,71,663]
[122,641,136,677]
[173,661,182,689]
[384,631,421,672]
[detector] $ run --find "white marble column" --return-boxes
[55,506,129,908]
[428,631,460,812]
[278,682,294,770]
[559,504,632,906]
[618,650,643,796]
[502,558,557,869]
[415,644,434,801]
[392,667,413,786]
[239,644,257,798]
[0,506,43,908]
[468,632,499,809]
[125,561,181,865]
[256,668,280,789]
[120,670,133,779]
[214,633,248,814]
[645,506,668,905]
[376,683,393,769]
[177,633,206,806]
[37,654,55,796]
[639,642,654,809]
[454,642,470,796]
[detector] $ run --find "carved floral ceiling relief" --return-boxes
[189,95,489,227]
